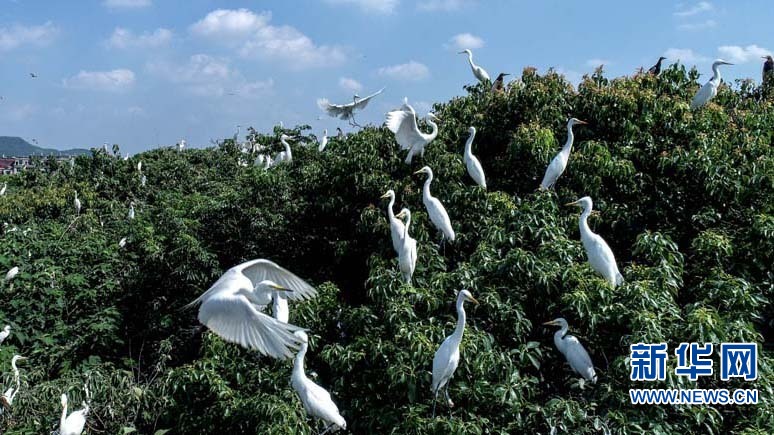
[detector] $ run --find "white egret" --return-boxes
[539,118,587,190]
[291,331,347,433]
[178,139,186,152]
[566,197,623,287]
[543,318,597,383]
[74,191,81,215]
[319,129,329,152]
[385,98,440,164]
[414,166,455,243]
[691,59,733,109]
[0,182,6,196]
[1,355,26,409]
[137,161,143,172]
[431,290,479,418]
[271,291,289,323]
[186,259,317,359]
[140,174,147,187]
[59,393,89,435]
[319,87,384,127]
[463,127,486,189]
[118,237,127,248]
[395,209,417,285]
[458,49,490,83]
[274,134,294,165]
[5,266,18,281]
[0,325,10,345]
[380,189,405,255]
[491,73,509,93]
[128,201,135,220]
[69,157,75,169]
[648,56,667,76]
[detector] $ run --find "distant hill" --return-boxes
[0,136,90,157]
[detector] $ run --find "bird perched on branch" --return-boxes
[544,318,597,384]
[648,57,667,76]
[539,118,587,190]
[491,73,509,93]
[566,196,624,287]
[318,88,384,127]
[762,55,773,83]
[458,49,490,84]
[385,98,440,164]
[691,59,733,109]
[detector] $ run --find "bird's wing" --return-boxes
[563,335,595,380]
[385,105,422,150]
[540,152,565,188]
[352,87,385,110]
[588,236,620,277]
[238,259,317,301]
[199,292,303,359]
[431,338,460,391]
[317,98,351,118]
[691,82,714,108]
[304,380,339,414]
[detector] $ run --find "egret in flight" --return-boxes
[691,59,733,109]
[539,118,587,190]
[319,129,328,152]
[292,331,347,433]
[415,166,455,243]
[762,55,773,82]
[0,325,10,345]
[380,189,405,255]
[431,290,479,417]
[186,259,317,359]
[395,209,417,285]
[458,49,490,83]
[1,355,26,410]
[463,127,486,189]
[319,87,384,127]
[74,191,81,215]
[648,57,667,76]
[543,318,597,384]
[566,197,623,287]
[59,392,89,435]
[385,98,440,164]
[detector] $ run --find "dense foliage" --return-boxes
[0,65,772,434]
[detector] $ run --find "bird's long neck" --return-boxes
[282,139,291,157]
[711,64,722,82]
[555,324,569,342]
[272,292,288,321]
[387,196,396,220]
[466,52,475,68]
[292,343,308,381]
[403,212,411,240]
[451,298,467,346]
[579,205,592,239]
[562,124,575,154]
[464,131,475,158]
[423,173,434,200]
[427,120,439,141]
[61,399,68,429]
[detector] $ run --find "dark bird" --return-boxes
[29,73,38,78]
[648,57,667,75]
[491,73,510,93]
[762,55,774,82]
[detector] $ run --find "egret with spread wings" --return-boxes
[318,87,384,127]
[385,98,440,164]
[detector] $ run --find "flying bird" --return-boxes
[380,189,405,256]
[385,98,440,164]
[414,166,455,243]
[291,331,347,433]
[318,87,384,127]
[395,208,417,285]
[648,57,667,76]
[458,49,490,83]
[544,318,597,383]
[463,127,486,189]
[185,259,317,360]
[491,73,509,93]
[539,118,587,190]
[691,59,733,109]
[566,197,624,287]
[431,290,479,418]
[762,55,773,82]
[29,73,37,78]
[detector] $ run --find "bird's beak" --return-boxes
[564,201,580,207]
[468,296,480,305]
[413,169,425,175]
[504,73,511,76]
[542,320,557,326]
[576,120,588,125]
[380,192,391,199]
[457,51,465,54]
[271,284,290,292]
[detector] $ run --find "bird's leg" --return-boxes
[319,423,335,435]
[432,388,439,418]
[445,384,454,408]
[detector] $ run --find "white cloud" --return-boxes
[190,9,345,69]
[418,0,475,12]
[103,0,151,9]
[339,77,363,93]
[324,0,400,14]
[105,27,172,49]
[674,1,713,17]
[718,44,771,63]
[0,21,59,51]
[445,33,484,51]
[64,69,136,92]
[677,19,717,31]
[664,48,708,64]
[377,61,429,81]
[585,58,611,67]
[147,54,273,98]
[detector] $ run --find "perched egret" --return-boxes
[385,98,440,164]
[463,127,486,189]
[273,134,294,165]
[178,139,186,152]
[0,182,6,196]
[118,237,127,248]
[186,259,317,359]
[691,59,733,109]
[137,161,142,172]
[74,191,81,215]
[543,318,597,383]
[128,201,135,220]
[0,325,10,345]
[0,355,26,409]
[762,55,773,82]
[431,290,479,418]
[566,197,624,287]
[292,331,347,433]
[491,73,509,93]
[140,174,147,187]
[458,49,490,83]
[394,209,417,285]
[5,266,19,281]
[539,118,587,190]
[648,57,667,75]
[59,393,89,435]
[319,129,329,152]
[414,166,455,243]
[319,87,384,127]
[380,189,405,255]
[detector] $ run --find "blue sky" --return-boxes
[0,0,771,153]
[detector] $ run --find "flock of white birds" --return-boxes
[0,49,756,432]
